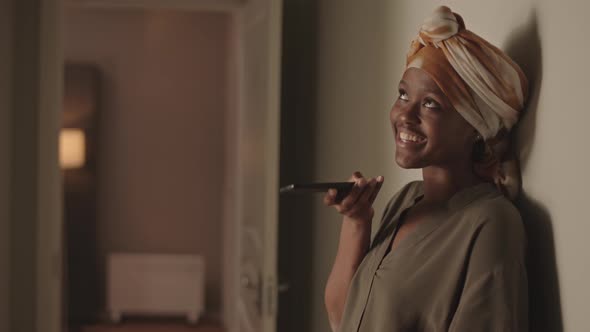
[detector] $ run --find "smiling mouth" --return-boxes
[398,130,426,144]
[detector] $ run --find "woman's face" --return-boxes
[390,67,477,169]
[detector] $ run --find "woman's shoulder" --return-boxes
[461,191,526,258]
[464,190,522,227]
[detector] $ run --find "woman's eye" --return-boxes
[423,98,440,109]
[398,91,409,101]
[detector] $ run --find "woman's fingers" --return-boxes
[368,176,384,204]
[359,177,377,204]
[350,171,363,182]
[323,188,338,206]
[325,171,362,207]
[325,172,383,220]
[346,177,376,215]
[336,177,366,213]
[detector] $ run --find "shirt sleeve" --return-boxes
[448,202,528,332]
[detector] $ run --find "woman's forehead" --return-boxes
[400,67,444,95]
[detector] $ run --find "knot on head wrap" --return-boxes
[405,6,529,200]
[417,5,465,47]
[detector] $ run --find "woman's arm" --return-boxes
[324,216,372,331]
[323,172,383,331]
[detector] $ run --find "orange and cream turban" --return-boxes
[406,6,529,200]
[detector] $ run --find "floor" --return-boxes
[78,323,223,332]
[74,317,224,332]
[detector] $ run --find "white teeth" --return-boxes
[400,131,424,142]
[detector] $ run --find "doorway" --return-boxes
[62,6,229,331]
[59,1,282,332]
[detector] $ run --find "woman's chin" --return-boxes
[395,154,425,169]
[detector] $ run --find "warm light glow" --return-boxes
[60,129,86,169]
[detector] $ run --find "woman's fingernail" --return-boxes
[377,176,384,182]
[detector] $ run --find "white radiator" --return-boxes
[107,253,205,324]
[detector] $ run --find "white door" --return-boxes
[234,0,282,331]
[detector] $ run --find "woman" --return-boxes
[324,6,528,332]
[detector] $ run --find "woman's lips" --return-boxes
[396,129,427,147]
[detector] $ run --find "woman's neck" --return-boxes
[421,163,482,205]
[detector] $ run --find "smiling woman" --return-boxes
[391,68,479,171]
[323,5,529,332]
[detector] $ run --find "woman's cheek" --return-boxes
[389,106,399,124]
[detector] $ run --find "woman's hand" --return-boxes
[323,171,384,223]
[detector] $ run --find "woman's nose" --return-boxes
[395,101,420,124]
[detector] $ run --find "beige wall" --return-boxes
[0,0,13,330]
[64,8,229,316]
[310,1,402,330]
[310,0,590,331]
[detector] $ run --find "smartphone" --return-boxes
[280,182,355,201]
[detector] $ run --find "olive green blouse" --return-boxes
[338,181,528,332]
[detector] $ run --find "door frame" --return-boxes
[31,0,282,331]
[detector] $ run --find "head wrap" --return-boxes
[405,5,529,200]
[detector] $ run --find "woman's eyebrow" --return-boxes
[399,80,442,96]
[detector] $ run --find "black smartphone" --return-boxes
[280,182,355,201]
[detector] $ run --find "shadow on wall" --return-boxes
[504,8,564,332]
